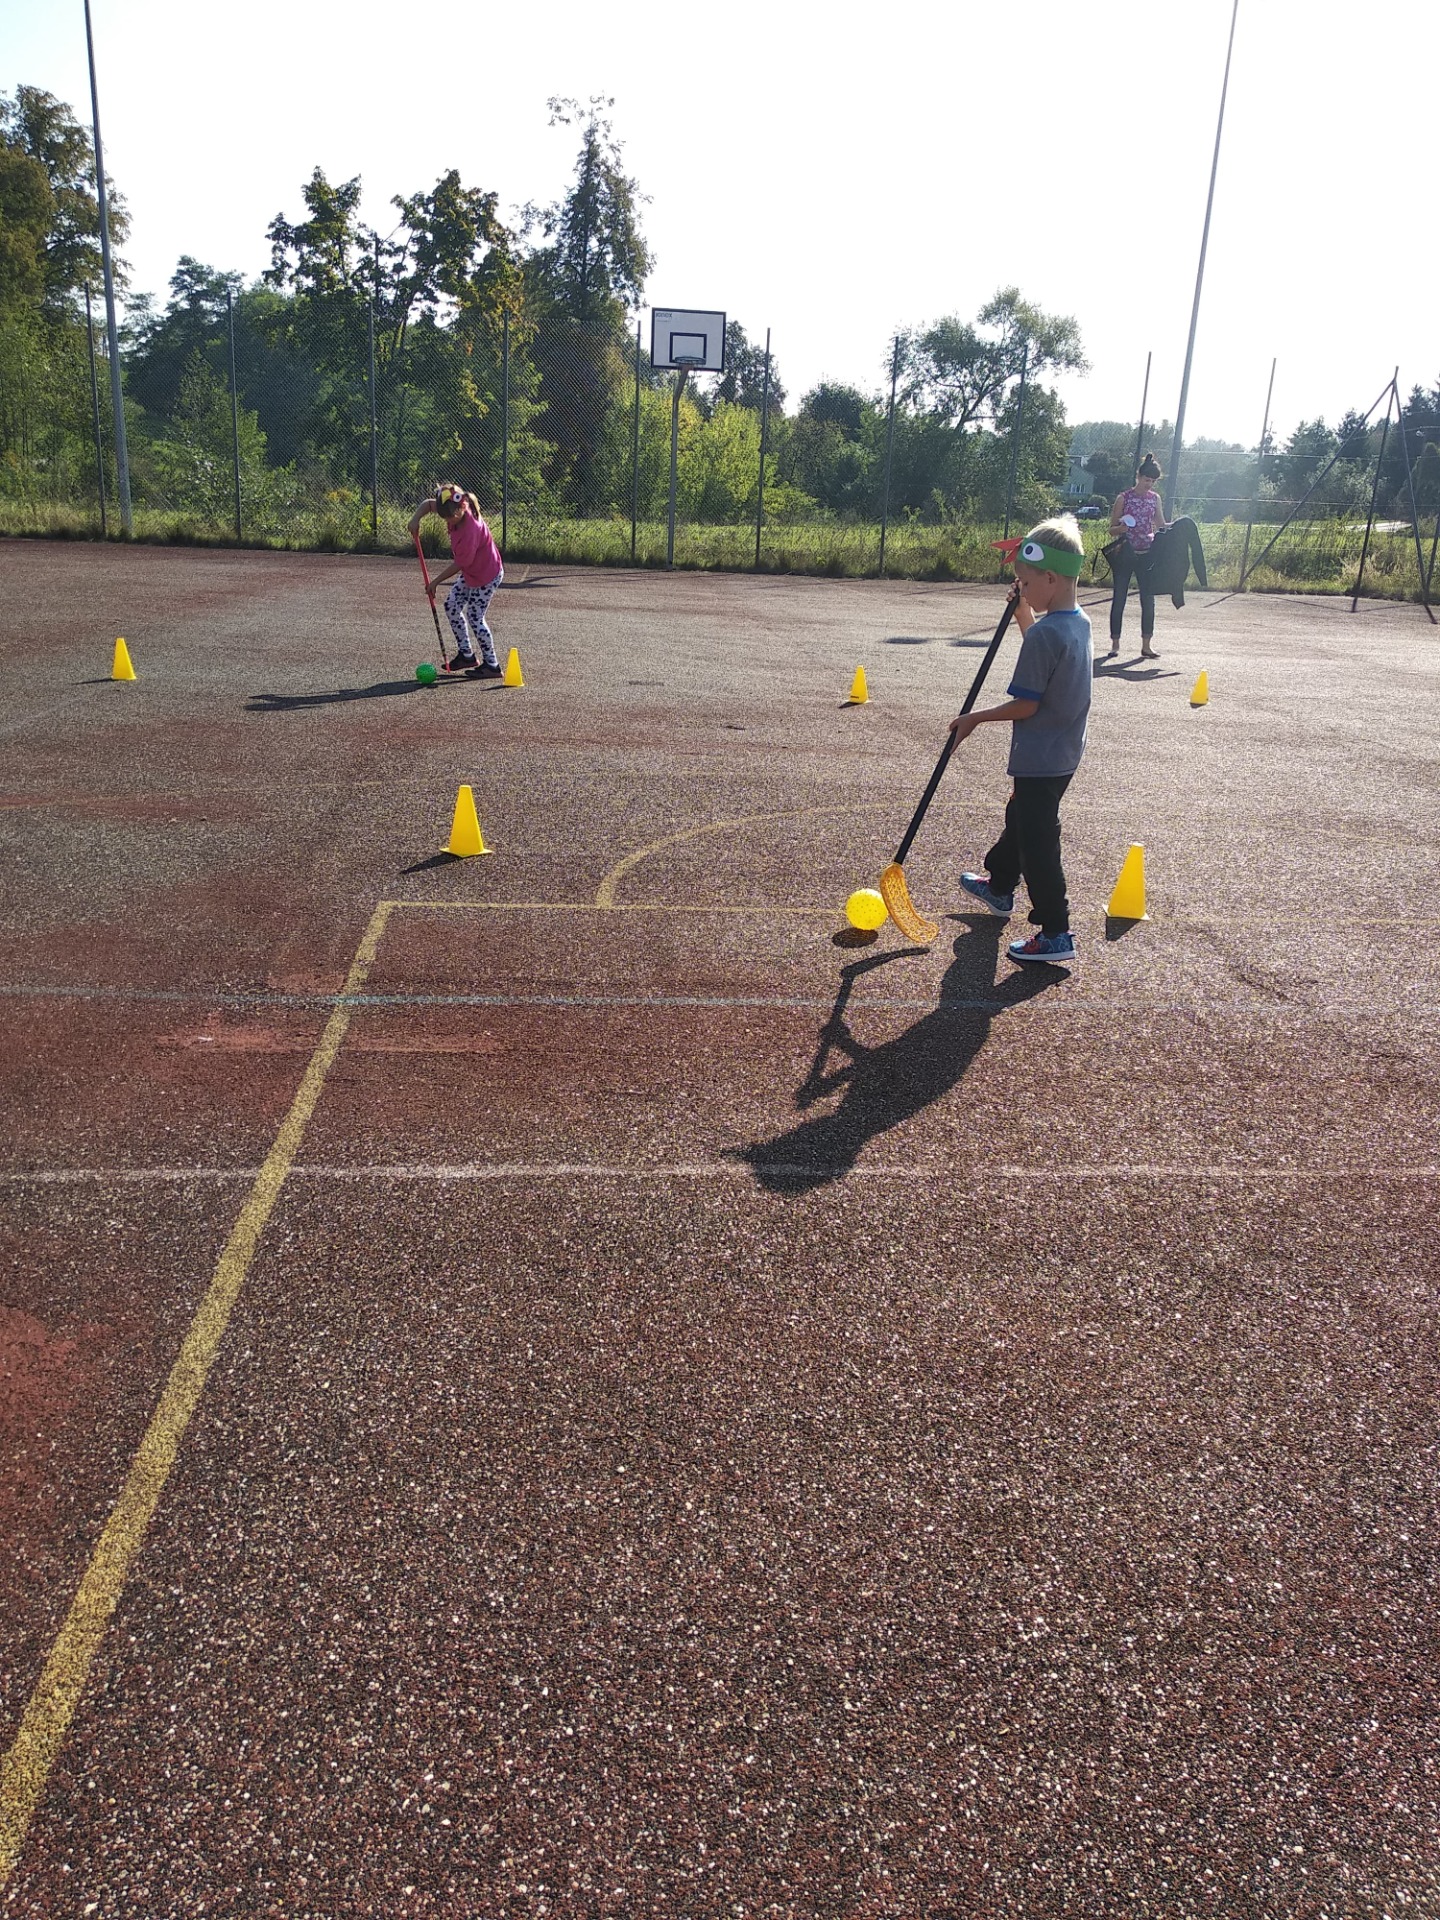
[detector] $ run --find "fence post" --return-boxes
[754,327,771,570]
[631,319,641,564]
[1002,342,1029,543]
[367,294,379,541]
[84,285,107,537]
[1238,356,1275,589]
[502,309,510,550]
[1393,381,1437,621]
[878,336,900,576]
[227,286,243,541]
[1350,373,1397,611]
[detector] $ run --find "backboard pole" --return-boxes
[666,366,690,569]
[631,320,642,564]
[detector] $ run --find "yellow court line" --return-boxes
[593,803,886,909]
[391,900,1440,928]
[0,900,394,1889]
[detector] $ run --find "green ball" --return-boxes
[416,661,438,684]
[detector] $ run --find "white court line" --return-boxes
[4,1161,1438,1186]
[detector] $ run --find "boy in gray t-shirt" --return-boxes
[949,518,1092,966]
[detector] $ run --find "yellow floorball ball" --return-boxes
[845,887,889,932]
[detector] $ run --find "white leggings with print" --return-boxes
[444,573,502,664]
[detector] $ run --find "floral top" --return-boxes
[1119,486,1162,552]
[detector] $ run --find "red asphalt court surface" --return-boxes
[1,541,1438,1918]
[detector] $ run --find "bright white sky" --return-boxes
[6,0,1435,451]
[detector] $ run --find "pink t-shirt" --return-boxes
[1120,486,1161,552]
[448,507,503,587]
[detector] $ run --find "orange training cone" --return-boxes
[1106,843,1148,920]
[444,784,492,857]
[111,638,136,681]
[847,665,869,704]
[502,647,524,688]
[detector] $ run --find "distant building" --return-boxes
[1063,455,1092,497]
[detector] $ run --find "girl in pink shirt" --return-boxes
[407,483,504,675]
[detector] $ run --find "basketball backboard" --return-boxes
[650,308,726,373]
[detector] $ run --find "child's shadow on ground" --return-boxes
[246,680,460,711]
[736,920,1064,1192]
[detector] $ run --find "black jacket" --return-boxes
[1146,517,1208,606]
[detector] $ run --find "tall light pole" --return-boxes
[1166,0,1240,519]
[84,0,132,534]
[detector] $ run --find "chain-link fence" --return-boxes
[2,293,1436,603]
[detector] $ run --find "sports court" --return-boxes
[2,541,1437,1916]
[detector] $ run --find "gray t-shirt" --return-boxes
[1006,606,1092,777]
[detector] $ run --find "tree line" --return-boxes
[6,83,1432,546]
[1,87,1094,539]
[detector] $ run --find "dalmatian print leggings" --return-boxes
[444,573,502,664]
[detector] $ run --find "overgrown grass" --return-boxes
[2,497,1435,602]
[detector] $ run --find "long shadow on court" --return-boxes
[738,921,1063,1192]
[245,680,468,711]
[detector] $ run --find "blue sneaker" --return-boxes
[1008,930,1077,966]
[960,872,1014,916]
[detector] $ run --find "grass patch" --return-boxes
[2,499,1435,602]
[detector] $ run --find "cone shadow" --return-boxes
[1105,914,1147,941]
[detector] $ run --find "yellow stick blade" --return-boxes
[879,862,938,945]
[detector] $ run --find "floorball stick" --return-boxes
[412,531,449,667]
[879,597,1017,944]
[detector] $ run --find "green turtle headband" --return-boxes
[1015,537,1084,577]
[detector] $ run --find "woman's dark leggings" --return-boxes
[984,774,1074,936]
[1109,545,1156,642]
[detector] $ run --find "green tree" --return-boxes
[520,99,653,516]
[898,288,1086,431]
[525,97,651,331]
[0,86,128,313]
[143,350,296,532]
[265,164,521,505]
[712,322,785,416]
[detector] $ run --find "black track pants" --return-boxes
[984,774,1074,936]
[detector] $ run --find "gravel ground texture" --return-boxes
[1,540,1437,1918]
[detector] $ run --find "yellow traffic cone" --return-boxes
[1106,843,1148,920]
[1190,669,1209,706]
[444,784,492,857]
[502,647,524,688]
[847,665,869,704]
[111,638,136,681]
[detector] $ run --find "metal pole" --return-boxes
[367,295,379,541]
[227,286,242,541]
[1166,0,1240,518]
[631,319,641,564]
[666,368,689,568]
[1392,379,1435,621]
[1240,377,1392,587]
[1133,350,1152,474]
[502,310,510,550]
[1428,500,1440,601]
[84,285,107,537]
[754,327,771,571]
[1350,374,1396,613]
[878,336,900,575]
[1238,356,1275,589]
[84,0,132,534]
[1002,342,1029,542]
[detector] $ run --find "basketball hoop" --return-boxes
[652,308,726,566]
